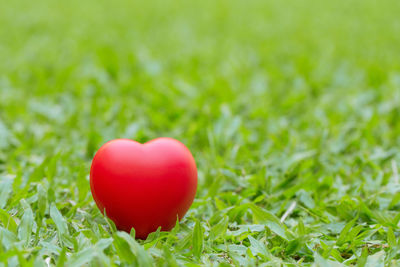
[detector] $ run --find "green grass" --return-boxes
[1,0,400,266]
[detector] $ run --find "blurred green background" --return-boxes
[1,0,400,159]
[1,0,400,265]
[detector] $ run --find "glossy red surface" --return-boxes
[90,138,197,239]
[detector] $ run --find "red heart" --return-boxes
[90,138,197,239]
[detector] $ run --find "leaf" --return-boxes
[115,231,154,267]
[50,203,69,239]
[387,227,396,248]
[113,233,137,263]
[0,209,17,232]
[130,227,136,239]
[285,238,302,255]
[0,177,13,209]
[192,220,204,259]
[144,226,161,245]
[336,218,356,246]
[209,216,228,241]
[36,184,47,221]
[56,246,67,267]
[65,238,112,266]
[162,245,179,267]
[348,225,364,242]
[17,200,34,246]
[214,197,227,210]
[176,231,193,251]
[226,244,248,256]
[357,246,368,267]
[0,226,18,250]
[330,248,344,262]
[65,247,97,267]
[103,209,117,233]
[298,190,315,209]
[313,252,343,267]
[365,250,385,267]
[297,219,306,236]
[389,192,400,209]
[95,238,113,251]
[165,217,180,246]
[248,236,269,258]
[248,203,287,240]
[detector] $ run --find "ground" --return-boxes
[0,0,400,266]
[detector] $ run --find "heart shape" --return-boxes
[90,138,197,239]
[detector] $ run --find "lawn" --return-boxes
[0,0,400,266]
